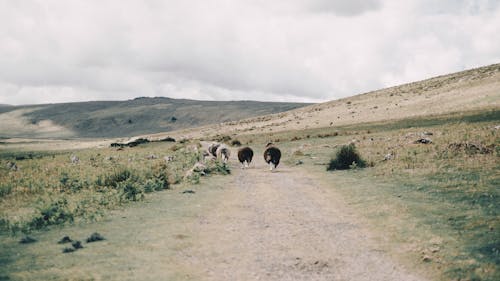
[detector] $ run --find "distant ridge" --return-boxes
[0,97,311,138]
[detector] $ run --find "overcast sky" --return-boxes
[1,0,499,105]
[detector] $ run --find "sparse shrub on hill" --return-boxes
[327,144,366,171]
[231,139,242,146]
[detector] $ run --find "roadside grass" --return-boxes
[0,140,229,234]
[271,115,498,281]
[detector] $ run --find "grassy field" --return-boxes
[0,140,230,234]
[245,110,499,281]
[1,109,498,280]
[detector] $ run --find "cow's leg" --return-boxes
[269,162,274,171]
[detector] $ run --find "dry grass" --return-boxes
[0,141,230,233]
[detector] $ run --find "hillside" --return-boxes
[0,97,310,138]
[155,63,500,140]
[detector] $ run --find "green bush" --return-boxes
[118,180,144,202]
[143,178,167,193]
[28,199,74,230]
[0,183,12,197]
[103,169,135,188]
[327,144,366,171]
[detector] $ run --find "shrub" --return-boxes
[103,169,135,188]
[327,144,366,171]
[0,183,12,197]
[118,180,144,202]
[208,161,231,175]
[28,199,74,229]
[143,178,167,193]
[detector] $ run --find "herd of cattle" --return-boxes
[205,142,281,171]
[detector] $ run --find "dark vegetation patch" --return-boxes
[231,139,242,146]
[19,236,37,244]
[58,236,72,244]
[327,144,366,171]
[86,232,105,243]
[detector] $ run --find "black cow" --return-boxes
[237,147,254,168]
[263,143,281,171]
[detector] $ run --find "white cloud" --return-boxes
[0,0,499,105]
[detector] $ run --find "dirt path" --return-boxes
[1,160,429,281]
[179,161,427,281]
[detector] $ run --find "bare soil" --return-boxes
[1,159,431,281]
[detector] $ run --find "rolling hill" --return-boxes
[0,97,310,138]
[155,63,500,140]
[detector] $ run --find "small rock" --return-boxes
[58,236,73,244]
[164,155,174,162]
[70,155,80,164]
[422,132,433,136]
[494,125,500,130]
[146,154,158,160]
[72,241,83,249]
[19,236,37,244]
[182,190,196,194]
[295,160,304,165]
[6,161,18,171]
[414,138,432,144]
[422,255,432,262]
[384,153,394,161]
[192,163,206,172]
[86,232,105,243]
[430,246,440,253]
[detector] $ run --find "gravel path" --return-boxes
[182,162,427,281]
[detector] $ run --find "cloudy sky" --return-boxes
[1,0,499,105]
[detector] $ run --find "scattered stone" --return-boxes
[159,137,176,142]
[192,163,206,173]
[494,125,500,130]
[164,155,174,162]
[430,246,440,253]
[383,153,394,161]
[422,255,432,262]
[350,139,359,144]
[421,131,433,136]
[70,155,80,164]
[19,236,37,244]
[110,138,150,148]
[63,247,76,253]
[295,160,304,165]
[6,161,17,171]
[86,232,105,243]
[414,138,432,144]
[146,154,158,160]
[182,190,196,194]
[58,236,73,244]
[72,241,83,249]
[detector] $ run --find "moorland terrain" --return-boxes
[0,63,499,281]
